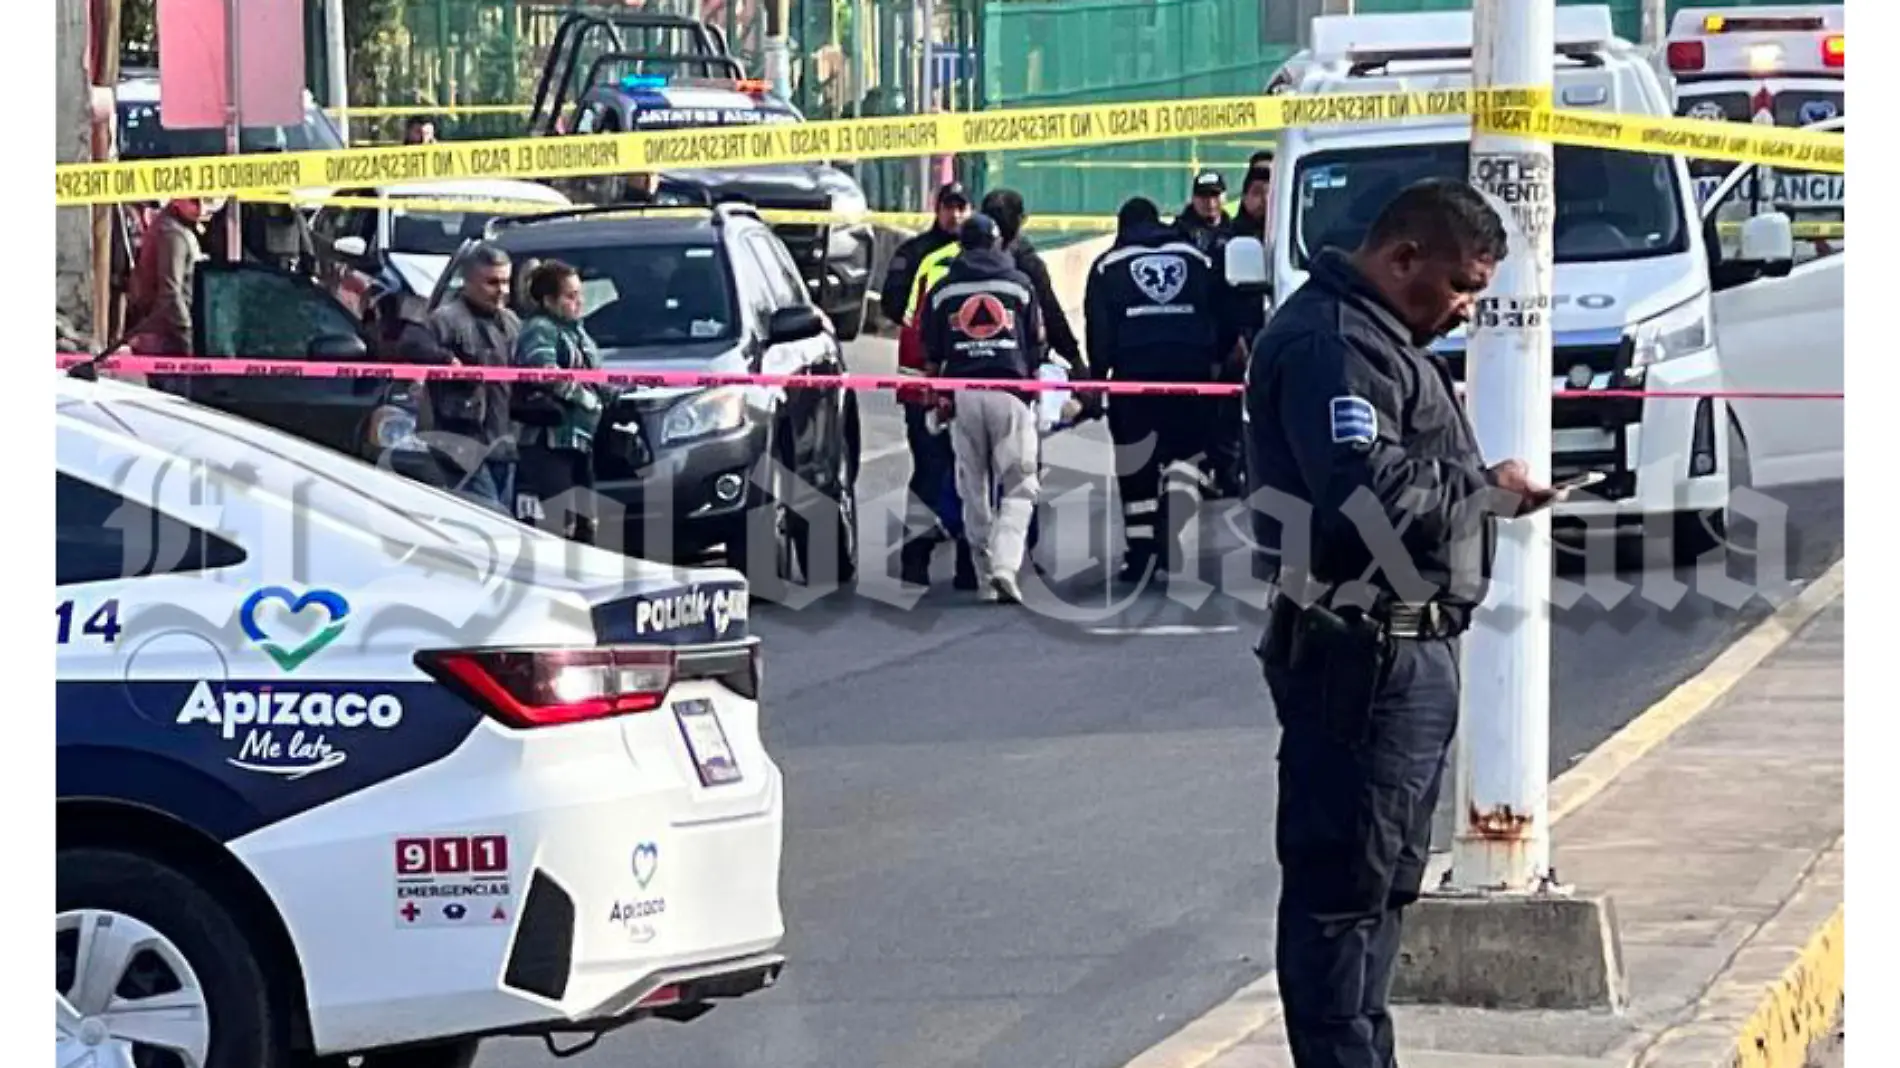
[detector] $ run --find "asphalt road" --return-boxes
[475,337,1845,1068]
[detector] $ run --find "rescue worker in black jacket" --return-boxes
[1085,196,1236,583]
[1175,170,1233,258]
[1246,179,1557,1068]
[921,214,1045,605]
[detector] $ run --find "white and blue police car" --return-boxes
[57,373,785,1067]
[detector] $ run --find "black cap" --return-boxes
[936,181,970,207]
[959,213,1000,250]
[1192,170,1226,196]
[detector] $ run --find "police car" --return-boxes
[1666,6,1844,206]
[58,374,784,1066]
[1259,6,1766,560]
[546,66,876,340]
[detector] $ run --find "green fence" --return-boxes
[976,0,1288,219]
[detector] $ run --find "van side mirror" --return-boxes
[334,235,369,260]
[1224,236,1272,297]
[767,305,826,346]
[1740,212,1796,276]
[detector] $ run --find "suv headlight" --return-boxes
[661,387,749,444]
[1628,294,1713,370]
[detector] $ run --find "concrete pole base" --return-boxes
[1392,890,1627,1012]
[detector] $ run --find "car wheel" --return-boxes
[830,297,867,342]
[791,440,859,588]
[1673,417,1750,568]
[59,847,289,1068]
[725,425,796,600]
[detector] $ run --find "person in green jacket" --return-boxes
[512,260,612,543]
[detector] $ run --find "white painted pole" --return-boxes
[1641,0,1668,49]
[325,0,350,114]
[1453,0,1556,893]
[223,0,243,262]
[917,0,936,211]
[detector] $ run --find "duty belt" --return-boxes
[1374,600,1468,640]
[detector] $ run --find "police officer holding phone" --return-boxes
[1245,179,1559,1068]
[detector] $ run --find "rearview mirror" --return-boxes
[334,235,369,259]
[767,305,826,346]
[1224,236,1272,297]
[1740,212,1795,276]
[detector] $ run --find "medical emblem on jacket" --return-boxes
[1130,254,1188,304]
[952,293,1014,342]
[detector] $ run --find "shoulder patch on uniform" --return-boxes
[1329,396,1377,445]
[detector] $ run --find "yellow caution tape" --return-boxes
[54,86,1840,207]
[253,189,1124,233]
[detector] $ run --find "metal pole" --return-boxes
[763,0,794,100]
[222,0,242,262]
[325,0,349,113]
[1641,0,1667,49]
[1452,0,1556,893]
[916,0,935,212]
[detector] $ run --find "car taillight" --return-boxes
[1822,35,1844,68]
[1667,40,1705,72]
[417,647,678,728]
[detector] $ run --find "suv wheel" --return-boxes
[791,441,859,587]
[724,425,796,599]
[830,297,866,342]
[59,847,288,1068]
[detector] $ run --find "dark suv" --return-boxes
[432,203,862,586]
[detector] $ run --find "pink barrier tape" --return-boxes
[56,353,1847,401]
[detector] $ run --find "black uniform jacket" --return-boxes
[1244,248,1502,611]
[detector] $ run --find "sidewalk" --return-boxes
[1185,584,1845,1068]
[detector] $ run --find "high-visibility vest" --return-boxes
[905,240,962,328]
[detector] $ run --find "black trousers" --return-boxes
[517,444,598,543]
[1107,392,1208,569]
[1205,362,1247,496]
[1264,633,1460,1068]
[903,404,958,542]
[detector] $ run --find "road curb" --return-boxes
[1117,558,1847,1068]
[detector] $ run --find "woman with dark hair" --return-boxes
[511,260,611,543]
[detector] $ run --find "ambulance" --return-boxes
[1665,5,1844,207]
[1239,6,1844,562]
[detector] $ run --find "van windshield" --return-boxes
[1291,143,1688,266]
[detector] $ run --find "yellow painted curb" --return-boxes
[1734,906,1845,1068]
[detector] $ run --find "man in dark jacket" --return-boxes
[1247,179,1554,1068]
[888,182,977,589]
[922,214,1045,604]
[424,242,520,513]
[121,199,206,355]
[1176,170,1233,258]
[1085,197,1236,582]
[1203,167,1276,498]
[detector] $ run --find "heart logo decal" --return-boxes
[632,842,660,889]
[239,587,352,672]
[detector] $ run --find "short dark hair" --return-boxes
[1117,196,1161,231]
[979,188,1026,243]
[465,241,511,271]
[527,259,579,304]
[1361,178,1508,265]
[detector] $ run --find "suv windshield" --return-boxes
[117,98,346,160]
[1292,142,1688,266]
[505,243,738,350]
[393,205,522,256]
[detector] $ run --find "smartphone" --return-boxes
[1554,471,1608,493]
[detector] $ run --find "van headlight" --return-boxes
[661,387,749,444]
[1628,294,1712,370]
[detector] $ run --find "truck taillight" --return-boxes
[418,647,678,728]
[1823,34,1844,68]
[1667,40,1705,71]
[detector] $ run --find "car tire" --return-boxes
[830,297,867,342]
[1673,416,1751,568]
[724,423,796,601]
[791,439,859,588]
[58,846,290,1068]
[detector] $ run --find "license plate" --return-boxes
[673,698,742,787]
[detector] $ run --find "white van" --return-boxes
[1258,6,1776,558]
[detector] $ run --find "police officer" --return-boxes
[1176,170,1233,257]
[1246,179,1556,1068]
[921,214,1045,604]
[885,182,978,590]
[1085,197,1235,583]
